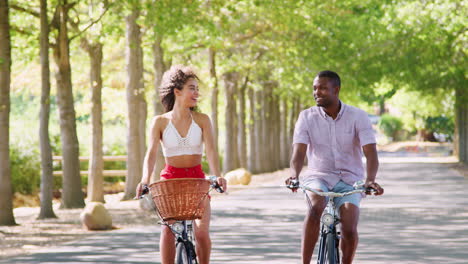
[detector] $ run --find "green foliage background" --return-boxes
[7,0,466,193]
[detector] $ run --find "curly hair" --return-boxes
[159,65,199,112]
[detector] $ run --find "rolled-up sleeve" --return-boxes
[293,110,310,145]
[356,112,376,146]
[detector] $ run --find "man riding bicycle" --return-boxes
[286,70,384,264]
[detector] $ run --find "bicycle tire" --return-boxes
[318,231,327,264]
[176,242,189,264]
[326,232,338,264]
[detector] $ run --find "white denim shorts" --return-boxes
[302,178,362,210]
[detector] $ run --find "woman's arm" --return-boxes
[200,113,226,190]
[135,116,161,197]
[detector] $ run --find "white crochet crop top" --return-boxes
[161,117,203,157]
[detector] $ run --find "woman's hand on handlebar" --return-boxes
[216,177,227,192]
[207,175,226,193]
[134,182,149,199]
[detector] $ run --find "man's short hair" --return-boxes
[316,70,341,87]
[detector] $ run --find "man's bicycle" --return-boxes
[287,180,375,264]
[141,176,223,264]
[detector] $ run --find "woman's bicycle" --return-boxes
[287,180,374,264]
[140,176,223,264]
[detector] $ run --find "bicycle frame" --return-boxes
[315,194,340,264]
[142,177,223,264]
[299,185,368,264]
[169,220,197,264]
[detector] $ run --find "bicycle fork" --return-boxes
[317,223,340,264]
[177,221,198,264]
[317,201,341,264]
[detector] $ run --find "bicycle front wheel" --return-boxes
[176,242,190,264]
[326,232,339,264]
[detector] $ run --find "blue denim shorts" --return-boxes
[302,178,362,211]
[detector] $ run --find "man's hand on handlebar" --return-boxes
[365,181,384,196]
[285,177,300,192]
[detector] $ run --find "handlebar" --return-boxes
[139,184,149,199]
[286,179,376,196]
[139,177,224,200]
[207,175,224,193]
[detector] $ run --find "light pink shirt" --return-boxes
[293,102,376,189]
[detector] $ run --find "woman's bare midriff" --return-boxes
[165,154,202,168]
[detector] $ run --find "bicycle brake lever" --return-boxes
[286,179,300,190]
[138,184,149,199]
[212,182,224,193]
[365,187,376,195]
[207,175,224,193]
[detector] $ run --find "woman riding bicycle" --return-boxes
[135,65,227,264]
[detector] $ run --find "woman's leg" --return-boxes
[160,224,176,264]
[194,198,211,264]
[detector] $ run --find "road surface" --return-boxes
[3,157,467,263]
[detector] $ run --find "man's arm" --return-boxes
[290,143,307,178]
[362,143,384,195]
[286,143,307,191]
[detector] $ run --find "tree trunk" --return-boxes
[0,0,16,226]
[152,33,167,182]
[238,76,248,168]
[123,8,147,200]
[263,81,275,172]
[261,85,268,171]
[222,72,239,173]
[153,33,166,116]
[38,0,56,219]
[208,48,219,154]
[269,89,277,171]
[53,1,84,209]
[277,93,282,169]
[256,88,266,172]
[272,86,281,171]
[455,88,468,164]
[81,39,104,202]
[378,96,385,115]
[280,99,289,168]
[288,97,300,164]
[247,86,257,173]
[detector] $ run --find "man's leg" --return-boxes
[339,203,360,264]
[302,191,327,264]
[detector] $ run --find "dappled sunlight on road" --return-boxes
[2,161,467,263]
[356,162,468,264]
[3,226,161,263]
[210,190,304,263]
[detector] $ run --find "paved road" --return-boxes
[3,158,468,263]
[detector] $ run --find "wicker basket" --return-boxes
[149,178,211,221]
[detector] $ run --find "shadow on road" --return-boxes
[2,227,160,264]
[2,161,468,264]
